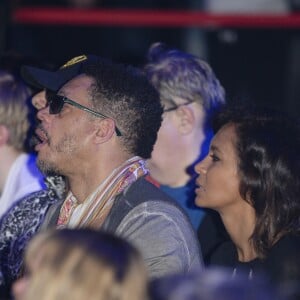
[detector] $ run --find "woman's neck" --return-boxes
[220,202,257,262]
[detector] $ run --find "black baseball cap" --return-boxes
[21,54,99,91]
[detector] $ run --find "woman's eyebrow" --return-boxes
[210,144,221,153]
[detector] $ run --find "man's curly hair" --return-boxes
[83,59,163,159]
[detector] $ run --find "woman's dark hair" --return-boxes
[214,105,300,258]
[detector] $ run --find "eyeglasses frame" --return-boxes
[163,99,195,112]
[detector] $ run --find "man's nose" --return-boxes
[37,105,52,123]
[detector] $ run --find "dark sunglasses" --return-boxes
[45,90,122,136]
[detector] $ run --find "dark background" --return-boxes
[1,0,300,117]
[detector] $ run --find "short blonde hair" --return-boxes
[0,71,31,151]
[23,229,148,300]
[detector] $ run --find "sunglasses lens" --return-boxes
[46,91,64,114]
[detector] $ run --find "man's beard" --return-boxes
[36,133,79,177]
[37,158,63,177]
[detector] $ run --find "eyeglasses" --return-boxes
[163,100,195,112]
[45,90,122,136]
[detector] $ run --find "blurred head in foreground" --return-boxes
[13,228,148,300]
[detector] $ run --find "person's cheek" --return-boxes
[12,276,29,300]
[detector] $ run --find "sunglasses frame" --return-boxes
[46,90,122,136]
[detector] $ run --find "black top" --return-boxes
[210,234,300,284]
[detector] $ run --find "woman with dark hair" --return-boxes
[194,105,300,287]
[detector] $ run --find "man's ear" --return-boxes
[176,106,196,135]
[93,119,116,144]
[0,125,9,146]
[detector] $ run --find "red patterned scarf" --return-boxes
[57,156,148,229]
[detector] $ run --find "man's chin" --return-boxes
[37,159,61,177]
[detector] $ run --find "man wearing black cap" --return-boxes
[21,54,202,277]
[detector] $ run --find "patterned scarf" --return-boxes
[57,156,148,229]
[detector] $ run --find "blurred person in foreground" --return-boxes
[144,43,227,263]
[149,268,280,300]
[0,70,45,220]
[21,54,201,277]
[194,105,300,288]
[13,228,148,300]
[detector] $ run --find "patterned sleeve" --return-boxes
[0,175,65,292]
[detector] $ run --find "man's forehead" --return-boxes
[59,74,93,93]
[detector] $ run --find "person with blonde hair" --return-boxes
[0,87,65,298]
[0,70,45,219]
[13,228,148,300]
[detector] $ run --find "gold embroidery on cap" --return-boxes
[60,55,87,69]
